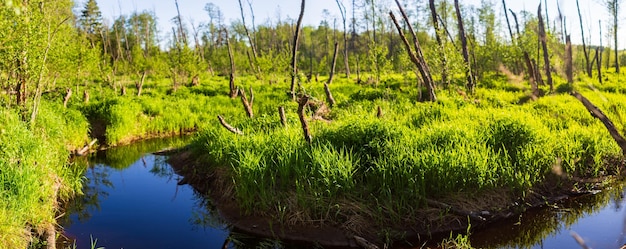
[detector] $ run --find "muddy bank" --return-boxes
[168,150,625,248]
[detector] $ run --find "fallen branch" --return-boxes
[217,115,243,135]
[571,91,626,155]
[76,139,98,156]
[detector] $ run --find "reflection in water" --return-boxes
[60,137,234,249]
[62,136,626,248]
[471,184,626,249]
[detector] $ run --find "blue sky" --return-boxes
[92,0,613,48]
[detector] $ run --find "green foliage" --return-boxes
[191,77,625,233]
[0,102,86,248]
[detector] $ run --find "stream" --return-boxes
[59,137,626,248]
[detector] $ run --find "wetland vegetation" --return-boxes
[3,0,626,248]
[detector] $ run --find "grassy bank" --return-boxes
[0,101,89,248]
[180,73,626,244]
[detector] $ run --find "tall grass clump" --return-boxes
[0,100,87,248]
[191,83,626,232]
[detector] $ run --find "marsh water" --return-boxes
[59,137,232,249]
[59,137,626,248]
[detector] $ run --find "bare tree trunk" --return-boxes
[502,0,521,74]
[174,0,187,46]
[566,35,573,84]
[225,29,238,98]
[454,0,475,93]
[430,0,449,88]
[290,0,306,100]
[297,95,312,144]
[324,83,336,107]
[278,106,287,127]
[390,12,436,102]
[63,88,72,108]
[238,0,260,76]
[351,0,361,83]
[328,42,339,84]
[239,88,253,118]
[595,48,603,84]
[611,0,620,73]
[537,3,553,92]
[136,71,146,96]
[335,0,350,78]
[503,0,515,44]
[532,59,545,86]
[576,0,591,77]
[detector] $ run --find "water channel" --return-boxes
[59,137,626,248]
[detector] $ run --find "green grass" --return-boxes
[180,71,626,240]
[4,67,626,247]
[0,101,88,248]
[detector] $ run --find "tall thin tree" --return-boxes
[335,0,350,78]
[289,0,306,100]
[538,3,553,91]
[454,0,474,93]
[430,0,449,87]
[576,0,591,77]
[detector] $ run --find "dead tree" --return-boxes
[454,0,475,93]
[278,106,287,127]
[174,0,187,46]
[595,48,603,84]
[538,3,553,92]
[327,42,339,84]
[136,71,146,96]
[576,0,592,77]
[390,1,436,102]
[571,92,626,155]
[289,0,306,100]
[239,88,253,118]
[429,0,449,87]
[225,29,238,98]
[63,88,72,108]
[335,0,350,78]
[297,95,312,144]
[565,35,573,84]
[324,83,336,107]
[503,0,515,45]
[237,0,260,76]
[510,9,539,94]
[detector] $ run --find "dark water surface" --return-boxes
[60,137,231,249]
[470,185,626,249]
[60,136,626,248]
